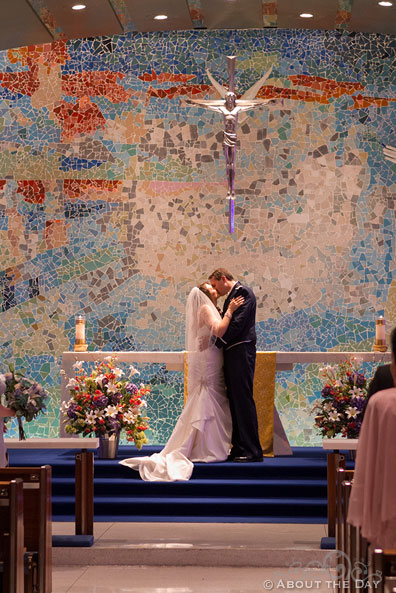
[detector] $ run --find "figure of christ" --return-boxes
[189,91,272,199]
[183,56,273,232]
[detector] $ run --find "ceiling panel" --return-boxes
[0,0,52,52]
[350,0,396,34]
[44,0,123,39]
[278,0,338,31]
[201,0,262,30]
[0,0,395,54]
[125,0,192,32]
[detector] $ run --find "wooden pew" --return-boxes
[0,466,52,593]
[370,549,396,593]
[335,468,354,552]
[322,439,358,540]
[6,438,98,542]
[335,469,368,593]
[0,479,24,593]
[335,471,353,593]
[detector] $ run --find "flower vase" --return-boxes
[98,433,120,459]
[18,417,26,441]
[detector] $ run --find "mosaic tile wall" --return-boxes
[1,29,396,446]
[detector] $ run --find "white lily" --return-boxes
[128,365,140,377]
[85,411,96,425]
[106,382,118,394]
[113,367,124,379]
[123,411,137,423]
[349,386,364,398]
[346,407,359,419]
[105,405,122,418]
[320,365,336,379]
[96,374,105,388]
[328,410,340,421]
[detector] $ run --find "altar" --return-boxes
[60,351,390,454]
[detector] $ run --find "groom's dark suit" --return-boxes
[216,281,262,459]
[367,364,394,399]
[362,363,394,420]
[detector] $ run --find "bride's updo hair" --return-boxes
[198,282,216,306]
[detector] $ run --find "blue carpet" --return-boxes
[8,446,349,524]
[52,535,94,547]
[320,536,336,549]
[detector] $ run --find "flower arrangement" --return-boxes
[0,365,49,440]
[61,357,150,449]
[313,358,370,439]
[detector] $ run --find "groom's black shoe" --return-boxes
[233,455,263,463]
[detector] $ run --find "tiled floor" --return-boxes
[53,564,337,593]
[52,522,338,592]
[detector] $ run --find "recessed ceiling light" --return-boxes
[154,14,168,20]
[72,4,86,10]
[300,13,314,18]
[378,1,393,5]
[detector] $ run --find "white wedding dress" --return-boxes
[119,288,232,481]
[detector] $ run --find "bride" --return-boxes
[119,282,244,481]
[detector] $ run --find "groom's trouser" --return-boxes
[223,342,262,458]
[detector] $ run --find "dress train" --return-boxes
[120,346,232,482]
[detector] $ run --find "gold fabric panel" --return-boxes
[253,351,276,457]
[183,350,276,457]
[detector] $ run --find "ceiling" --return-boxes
[0,0,396,53]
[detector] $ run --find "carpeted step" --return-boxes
[51,494,327,520]
[8,446,342,524]
[51,476,327,499]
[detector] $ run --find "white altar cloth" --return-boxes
[60,351,390,447]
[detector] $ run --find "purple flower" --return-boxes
[355,373,365,387]
[348,372,365,387]
[126,383,138,395]
[93,394,108,407]
[67,403,78,419]
[109,418,121,433]
[350,397,366,411]
[110,392,122,404]
[333,399,345,412]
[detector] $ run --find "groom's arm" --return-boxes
[220,287,255,345]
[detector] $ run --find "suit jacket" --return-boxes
[216,281,256,350]
[367,364,394,400]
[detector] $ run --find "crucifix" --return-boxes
[184,56,273,233]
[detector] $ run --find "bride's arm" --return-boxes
[200,297,244,338]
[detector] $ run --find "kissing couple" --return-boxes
[120,268,263,481]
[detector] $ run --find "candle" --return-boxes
[375,316,386,343]
[75,316,85,341]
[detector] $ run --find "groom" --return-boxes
[209,268,263,462]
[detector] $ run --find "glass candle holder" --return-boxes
[373,316,387,352]
[74,315,88,352]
